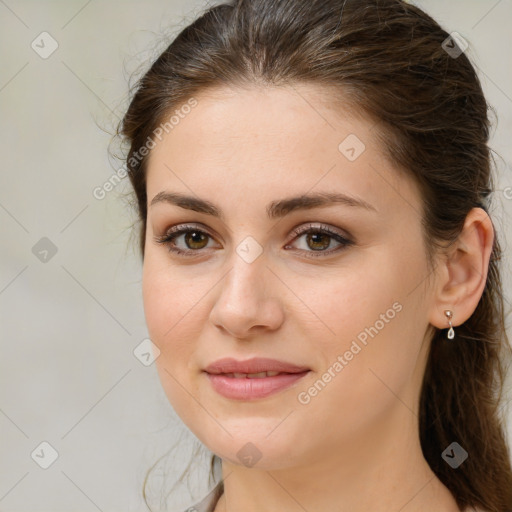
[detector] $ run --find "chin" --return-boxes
[199,429,305,471]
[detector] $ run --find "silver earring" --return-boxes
[444,310,455,340]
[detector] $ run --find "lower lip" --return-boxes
[205,371,310,400]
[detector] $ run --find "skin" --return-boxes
[142,83,494,512]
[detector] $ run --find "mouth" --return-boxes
[203,356,311,376]
[203,358,311,400]
[219,371,292,378]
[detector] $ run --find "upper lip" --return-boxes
[204,357,310,375]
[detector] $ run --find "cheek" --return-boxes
[301,245,428,408]
[142,262,173,347]
[302,258,401,347]
[142,257,200,365]
[142,259,206,425]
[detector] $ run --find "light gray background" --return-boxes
[0,1,511,511]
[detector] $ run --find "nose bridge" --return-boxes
[209,239,284,336]
[221,240,269,305]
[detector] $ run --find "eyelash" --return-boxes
[153,223,354,259]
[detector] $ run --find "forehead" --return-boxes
[145,84,421,220]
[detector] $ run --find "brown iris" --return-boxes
[306,232,331,251]
[185,231,209,250]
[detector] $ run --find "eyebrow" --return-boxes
[149,191,377,220]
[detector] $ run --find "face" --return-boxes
[142,84,436,471]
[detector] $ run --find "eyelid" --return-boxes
[160,222,216,240]
[153,223,220,253]
[289,222,351,241]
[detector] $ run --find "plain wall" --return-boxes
[1,1,511,511]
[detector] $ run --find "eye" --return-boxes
[153,224,218,257]
[153,222,354,259]
[284,222,354,259]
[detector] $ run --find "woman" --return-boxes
[117,0,512,510]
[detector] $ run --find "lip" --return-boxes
[203,357,310,375]
[203,357,311,400]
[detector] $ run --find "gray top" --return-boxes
[183,481,224,512]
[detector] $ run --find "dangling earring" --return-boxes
[444,310,455,340]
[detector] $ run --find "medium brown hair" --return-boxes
[117,0,512,510]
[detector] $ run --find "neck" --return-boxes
[213,404,460,512]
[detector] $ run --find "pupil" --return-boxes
[186,231,207,249]
[308,233,329,250]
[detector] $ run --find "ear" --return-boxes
[428,207,495,330]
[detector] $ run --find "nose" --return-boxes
[209,252,285,339]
